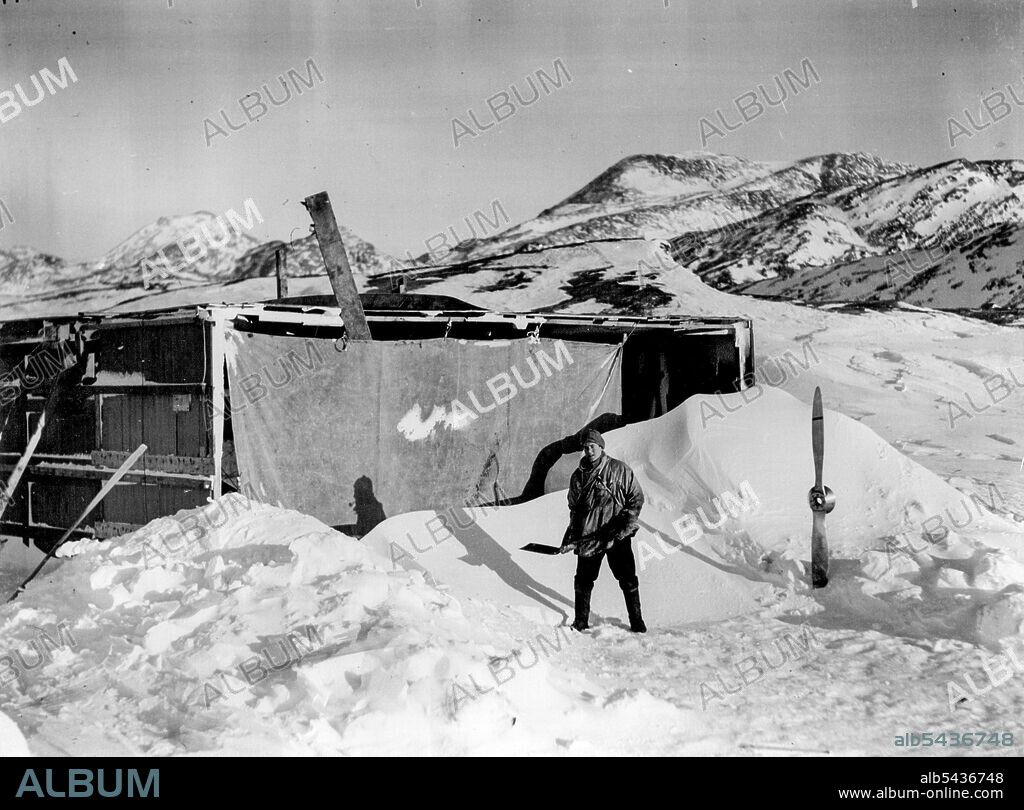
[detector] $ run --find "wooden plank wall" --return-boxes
[0,318,216,545]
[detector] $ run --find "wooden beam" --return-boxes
[0,384,59,522]
[0,405,14,458]
[275,247,289,299]
[301,191,371,340]
[8,443,148,602]
[0,521,92,545]
[0,460,211,487]
[74,383,208,395]
[209,315,227,497]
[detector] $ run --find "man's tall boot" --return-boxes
[572,581,592,632]
[623,584,646,633]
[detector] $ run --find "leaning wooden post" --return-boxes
[0,407,16,482]
[301,191,372,340]
[0,383,61,522]
[275,247,289,299]
[8,443,148,602]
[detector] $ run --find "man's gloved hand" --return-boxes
[558,525,578,554]
[609,511,639,544]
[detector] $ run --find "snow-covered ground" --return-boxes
[0,242,1021,756]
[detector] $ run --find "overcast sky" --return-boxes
[0,0,1020,262]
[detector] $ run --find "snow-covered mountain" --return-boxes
[737,220,1024,309]
[5,151,1022,320]
[0,211,402,316]
[419,152,914,263]
[415,152,1024,310]
[233,229,405,282]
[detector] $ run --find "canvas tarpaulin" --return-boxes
[224,333,622,531]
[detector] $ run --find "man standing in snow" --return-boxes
[559,428,646,633]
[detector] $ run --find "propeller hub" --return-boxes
[808,485,836,514]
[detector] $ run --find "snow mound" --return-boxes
[0,496,693,755]
[366,387,1024,645]
[0,709,31,756]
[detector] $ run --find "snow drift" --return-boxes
[0,496,693,756]
[365,387,1024,644]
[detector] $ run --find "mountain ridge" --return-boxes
[415,151,1024,309]
[3,150,1023,317]
[0,211,404,309]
